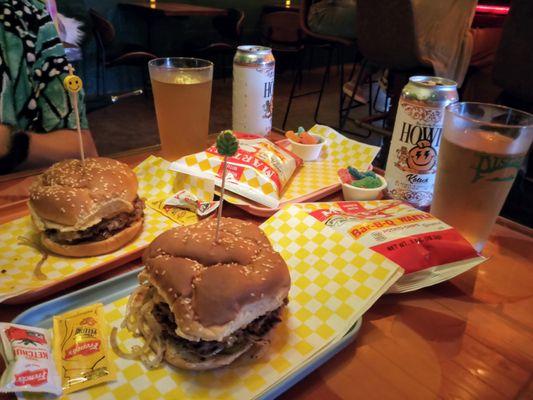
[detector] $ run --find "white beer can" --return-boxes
[385,76,458,209]
[232,45,275,136]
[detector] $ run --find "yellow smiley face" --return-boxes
[63,75,83,93]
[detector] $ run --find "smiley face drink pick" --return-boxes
[63,65,85,165]
[0,322,62,396]
[214,130,238,242]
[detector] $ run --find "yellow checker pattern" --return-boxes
[178,151,278,201]
[175,173,215,202]
[0,156,187,303]
[226,125,380,206]
[43,206,401,400]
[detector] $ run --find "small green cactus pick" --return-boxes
[216,130,239,157]
[215,130,238,243]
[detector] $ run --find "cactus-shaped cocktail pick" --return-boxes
[214,130,239,243]
[63,65,85,165]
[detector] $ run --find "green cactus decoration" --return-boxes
[216,130,239,157]
[215,130,239,242]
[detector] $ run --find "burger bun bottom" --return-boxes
[41,218,143,257]
[159,332,272,371]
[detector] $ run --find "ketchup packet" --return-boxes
[170,133,303,208]
[164,189,219,216]
[296,200,486,292]
[0,322,61,396]
[53,303,116,394]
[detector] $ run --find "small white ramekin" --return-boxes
[288,134,326,161]
[341,174,387,201]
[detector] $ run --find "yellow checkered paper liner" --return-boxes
[38,205,402,400]
[225,125,380,206]
[0,156,190,303]
[175,173,215,202]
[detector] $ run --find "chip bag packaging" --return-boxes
[291,200,486,293]
[170,133,303,208]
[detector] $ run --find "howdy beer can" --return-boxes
[232,46,275,136]
[384,76,458,209]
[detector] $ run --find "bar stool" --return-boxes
[343,0,433,139]
[282,0,358,131]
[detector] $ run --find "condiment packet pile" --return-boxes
[288,200,487,293]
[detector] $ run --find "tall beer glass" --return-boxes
[149,58,213,160]
[431,102,533,251]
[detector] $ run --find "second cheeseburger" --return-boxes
[120,218,291,370]
[28,157,144,257]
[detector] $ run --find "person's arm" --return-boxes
[21,129,98,170]
[0,124,98,172]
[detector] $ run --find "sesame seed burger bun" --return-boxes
[41,218,143,257]
[29,158,138,232]
[142,218,291,343]
[122,218,290,370]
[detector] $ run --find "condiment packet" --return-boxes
[0,322,61,396]
[53,303,116,394]
[170,133,303,208]
[163,189,219,216]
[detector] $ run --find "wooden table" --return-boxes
[119,1,227,17]
[1,143,532,399]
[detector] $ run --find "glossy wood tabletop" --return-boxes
[0,142,532,400]
[119,1,227,17]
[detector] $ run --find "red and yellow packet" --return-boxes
[53,303,116,394]
[0,322,62,396]
[170,133,303,208]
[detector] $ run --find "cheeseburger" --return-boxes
[119,218,291,370]
[28,157,144,257]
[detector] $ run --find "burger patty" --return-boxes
[46,197,144,244]
[152,301,284,361]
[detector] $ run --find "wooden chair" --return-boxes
[89,9,157,96]
[189,8,245,79]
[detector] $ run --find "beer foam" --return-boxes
[445,129,526,155]
[151,70,209,85]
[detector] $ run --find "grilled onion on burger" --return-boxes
[115,217,291,370]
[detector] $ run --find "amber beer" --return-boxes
[384,76,458,209]
[431,103,533,251]
[149,58,213,160]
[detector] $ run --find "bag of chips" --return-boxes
[170,133,302,208]
[294,200,486,292]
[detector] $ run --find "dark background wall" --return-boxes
[57,0,288,96]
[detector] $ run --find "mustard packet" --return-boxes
[146,197,200,225]
[53,303,116,394]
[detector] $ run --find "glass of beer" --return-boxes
[148,58,213,160]
[431,102,533,252]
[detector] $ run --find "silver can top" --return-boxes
[236,45,272,55]
[409,76,457,89]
